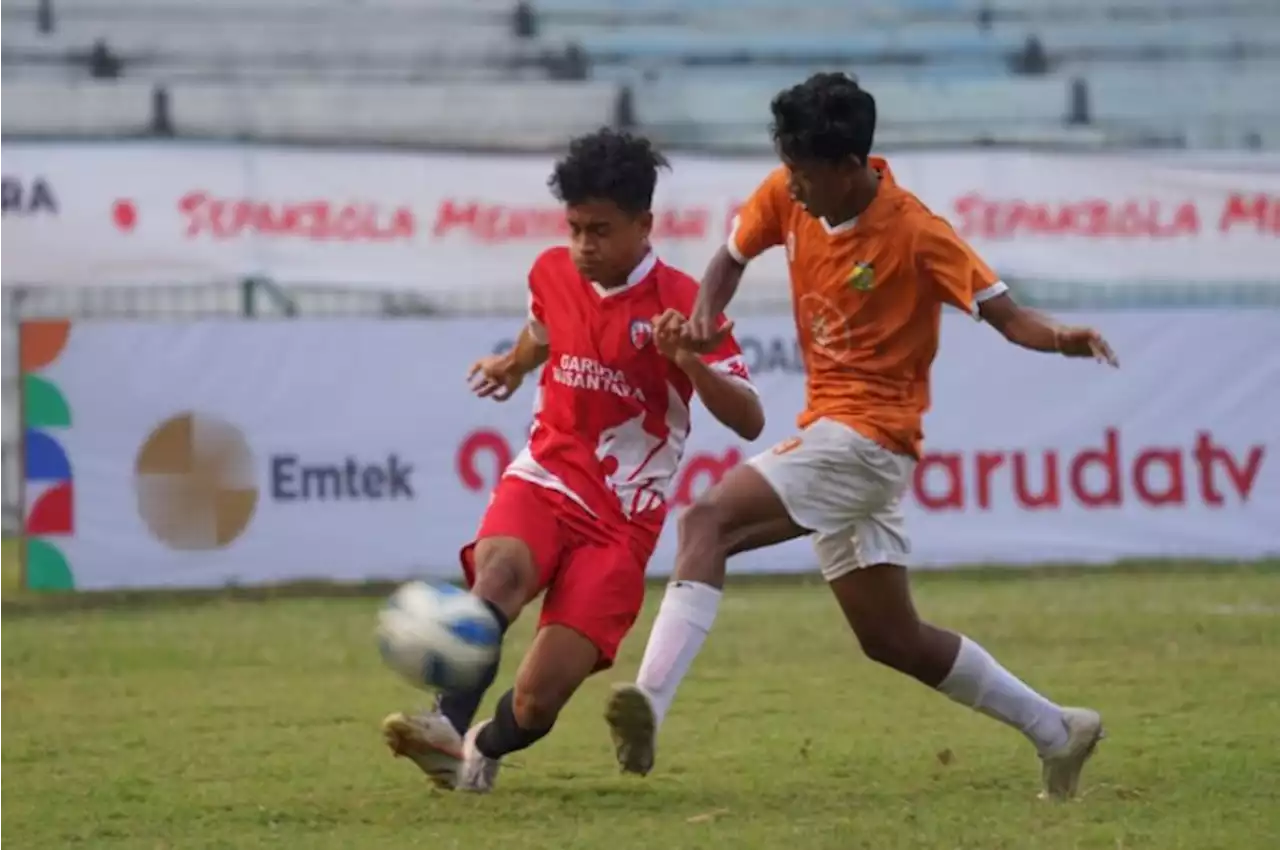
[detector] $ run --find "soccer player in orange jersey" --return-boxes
[606,73,1118,800]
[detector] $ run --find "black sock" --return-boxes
[474,688,554,760]
[438,598,509,736]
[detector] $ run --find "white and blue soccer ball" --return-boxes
[376,581,502,692]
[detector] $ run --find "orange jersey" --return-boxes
[729,157,1007,457]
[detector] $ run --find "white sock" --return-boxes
[937,636,1068,753]
[635,580,722,727]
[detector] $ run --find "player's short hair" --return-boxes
[549,128,670,214]
[770,73,877,165]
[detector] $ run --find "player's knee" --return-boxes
[678,499,730,549]
[854,621,926,675]
[674,500,732,581]
[472,544,536,618]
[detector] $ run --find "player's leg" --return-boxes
[383,479,560,788]
[456,624,600,793]
[435,534,544,731]
[460,532,647,792]
[608,456,808,775]
[816,447,1102,800]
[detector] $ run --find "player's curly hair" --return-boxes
[549,128,670,214]
[770,73,877,165]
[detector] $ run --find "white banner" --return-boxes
[4,143,1280,298]
[20,309,1280,591]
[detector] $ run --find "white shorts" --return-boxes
[746,418,916,581]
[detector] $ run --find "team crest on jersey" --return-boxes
[847,262,875,291]
[810,314,832,348]
[629,318,654,349]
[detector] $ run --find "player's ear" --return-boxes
[841,154,865,175]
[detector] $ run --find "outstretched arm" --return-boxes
[979,293,1118,365]
[916,214,1118,367]
[468,319,549,401]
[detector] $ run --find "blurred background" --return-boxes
[2,0,1279,587]
[3,0,1279,149]
[4,0,1280,148]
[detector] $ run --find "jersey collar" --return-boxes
[591,249,658,298]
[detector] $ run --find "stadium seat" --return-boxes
[6,0,514,14]
[166,81,619,147]
[2,0,1278,148]
[558,25,1023,64]
[1,17,523,63]
[633,76,1075,151]
[1008,18,1280,53]
[1081,63,1280,146]
[1,79,155,134]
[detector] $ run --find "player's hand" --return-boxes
[653,309,695,363]
[467,354,524,401]
[680,310,735,355]
[1056,327,1119,367]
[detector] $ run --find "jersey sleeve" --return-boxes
[915,214,1008,319]
[727,167,790,264]
[526,256,550,343]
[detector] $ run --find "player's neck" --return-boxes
[825,168,881,229]
[596,248,653,290]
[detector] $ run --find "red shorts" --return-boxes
[459,477,654,669]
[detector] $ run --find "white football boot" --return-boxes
[457,720,502,793]
[604,683,658,776]
[381,708,464,790]
[1038,707,1105,800]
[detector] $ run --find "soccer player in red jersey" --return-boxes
[381,129,764,793]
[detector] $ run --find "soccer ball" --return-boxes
[376,581,502,692]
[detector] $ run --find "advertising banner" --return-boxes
[19,309,1279,591]
[4,144,1279,302]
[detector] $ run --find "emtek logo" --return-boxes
[270,455,415,501]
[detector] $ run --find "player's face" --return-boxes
[782,156,861,221]
[565,200,653,286]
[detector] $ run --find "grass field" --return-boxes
[4,566,1279,850]
[2,536,21,597]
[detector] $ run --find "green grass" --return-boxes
[2,536,21,597]
[5,567,1280,850]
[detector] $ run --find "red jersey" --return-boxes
[504,247,753,544]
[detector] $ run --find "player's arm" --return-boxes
[655,309,764,441]
[917,217,1118,366]
[507,316,550,374]
[690,246,748,331]
[677,351,764,441]
[468,294,551,401]
[687,168,789,348]
[979,295,1115,363]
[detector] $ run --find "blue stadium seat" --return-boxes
[633,76,1067,129]
[2,79,621,147]
[571,26,1023,63]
